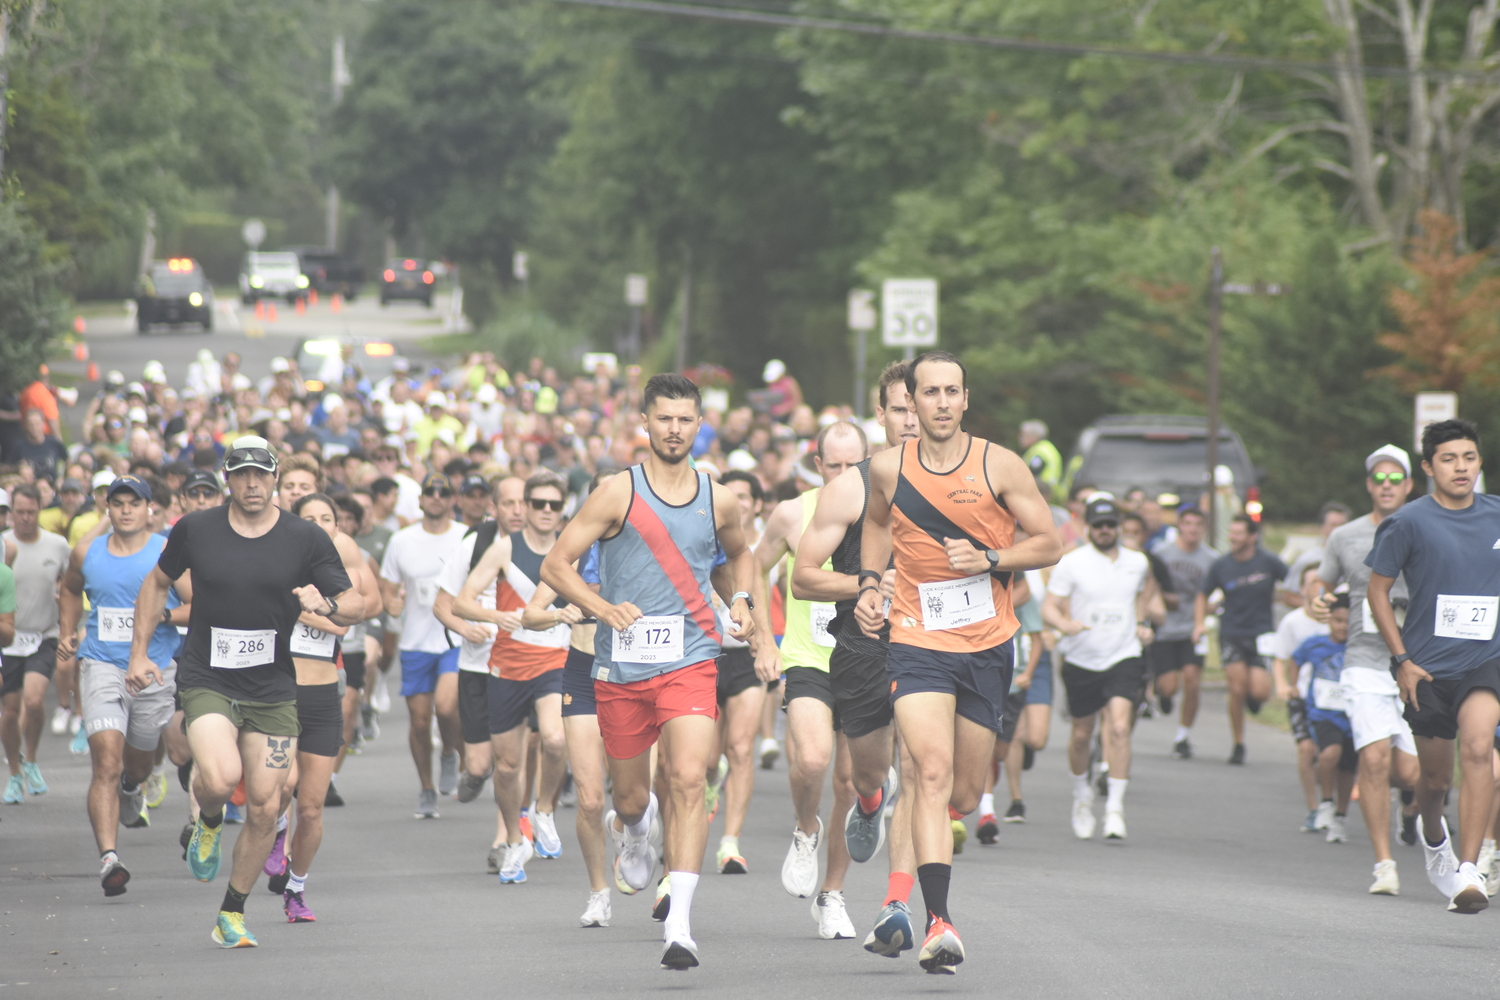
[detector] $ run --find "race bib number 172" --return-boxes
[611,615,684,665]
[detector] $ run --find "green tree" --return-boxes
[0,203,63,394]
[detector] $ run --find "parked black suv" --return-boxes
[1069,414,1257,502]
[380,258,436,307]
[286,246,365,300]
[137,258,213,333]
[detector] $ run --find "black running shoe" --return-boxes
[1173,739,1193,760]
[1004,799,1027,823]
[268,869,291,895]
[1245,697,1263,714]
[1159,694,1174,715]
[180,821,194,860]
[1228,743,1246,765]
[1022,746,1036,771]
[101,858,130,897]
[1400,810,1418,847]
[324,782,345,807]
[178,761,194,793]
[977,814,999,844]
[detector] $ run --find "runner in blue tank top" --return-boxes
[544,374,769,972]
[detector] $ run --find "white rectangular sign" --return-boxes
[881,278,938,348]
[847,289,876,331]
[1415,391,1457,454]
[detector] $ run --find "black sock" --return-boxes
[178,762,194,793]
[917,862,952,927]
[121,775,140,793]
[201,810,223,828]
[1401,790,1415,806]
[221,885,248,914]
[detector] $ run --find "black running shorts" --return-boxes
[458,670,491,744]
[1062,658,1148,719]
[829,641,894,740]
[296,681,344,758]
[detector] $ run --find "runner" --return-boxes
[979,566,1050,837]
[854,351,1061,972]
[1193,515,1288,765]
[379,472,467,818]
[541,373,758,970]
[1,484,70,803]
[757,421,866,936]
[1313,444,1421,894]
[1294,596,1356,846]
[1150,507,1217,758]
[1366,419,1499,912]
[1043,495,1154,841]
[127,436,361,947]
[1270,565,1332,832]
[453,471,574,885]
[57,474,184,895]
[791,362,921,956]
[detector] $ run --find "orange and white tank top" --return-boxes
[889,435,1017,652]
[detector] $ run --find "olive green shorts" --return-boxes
[179,687,298,737]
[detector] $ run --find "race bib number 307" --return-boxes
[289,623,338,659]
[611,615,684,665]
[1434,595,1499,642]
[210,628,277,670]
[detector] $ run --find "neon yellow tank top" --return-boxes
[779,488,836,672]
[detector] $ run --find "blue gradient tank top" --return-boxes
[78,534,181,670]
[592,465,721,683]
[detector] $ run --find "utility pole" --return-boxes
[326,34,351,250]
[676,248,691,373]
[847,289,876,418]
[0,10,10,192]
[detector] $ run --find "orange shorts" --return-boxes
[594,659,719,760]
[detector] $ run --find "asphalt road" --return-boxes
[5,677,1500,998]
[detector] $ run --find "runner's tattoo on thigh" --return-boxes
[266,737,292,768]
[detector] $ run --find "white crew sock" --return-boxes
[152,762,165,777]
[979,792,995,816]
[276,811,289,832]
[286,870,307,894]
[625,794,655,839]
[329,771,338,786]
[1106,777,1128,813]
[663,870,699,941]
[1071,773,1091,801]
[1175,725,1191,743]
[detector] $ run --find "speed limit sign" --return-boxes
[881,278,938,348]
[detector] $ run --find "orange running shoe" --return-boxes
[918,918,964,974]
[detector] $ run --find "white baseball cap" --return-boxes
[127,406,148,424]
[763,359,786,383]
[1365,444,1411,476]
[92,470,117,491]
[0,488,9,510]
[270,357,291,374]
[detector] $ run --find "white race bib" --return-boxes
[1312,677,1352,714]
[1434,595,1499,642]
[289,622,338,659]
[97,607,136,644]
[3,630,43,656]
[210,627,277,669]
[1086,604,1131,641]
[612,615,685,665]
[917,574,996,632]
[810,603,837,648]
[1361,597,1406,634]
[1255,633,1277,657]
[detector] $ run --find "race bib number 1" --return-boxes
[918,574,996,632]
[97,607,135,644]
[810,603,837,648]
[612,615,684,665]
[210,627,277,670]
[1434,595,1499,642]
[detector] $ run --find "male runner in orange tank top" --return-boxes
[855,351,1061,974]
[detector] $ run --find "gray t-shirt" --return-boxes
[1319,514,1408,675]
[2,530,70,637]
[1151,538,1219,641]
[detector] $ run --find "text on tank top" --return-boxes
[489,531,571,680]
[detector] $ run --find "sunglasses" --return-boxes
[1092,520,1119,530]
[528,498,565,512]
[225,448,277,469]
[186,488,220,500]
[423,488,453,499]
[1370,471,1406,484]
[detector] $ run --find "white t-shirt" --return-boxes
[393,473,422,524]
[381,520,468,653]
[1271,607,1328,698]
[437,532,498,673]
[1048,544,1149,671]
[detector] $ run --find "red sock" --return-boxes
[857,789,883,815]
[884,871,914,905]
[948,805,964,821]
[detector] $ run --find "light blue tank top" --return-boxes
[593,466,720,683]
[77,534,181,670]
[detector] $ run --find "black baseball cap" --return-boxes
[460,473,488,495]
[421,472,454,493]
[107,474,153,502]
[1085,496,1121,526]
[182,470,223,494]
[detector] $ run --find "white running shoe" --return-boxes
[811,890,856,939]
[781,818,822,898]
[1449,861,1489,913]
[614,794,657,892]
[1103,808,1126,841]
[497,838,534,883]
[580,890,611,927]
[1478,839,1496,895]
[1071,796,1096,840]
[533,810,563,858]
[50,706,71,736]
[1325,815,1348,844]
[1313,800,1335,831]
[371,675,391,713]
[1369,859,1399,896]
[759,737,781,770]
[1419,815,1461,900]
[661,935,700,970]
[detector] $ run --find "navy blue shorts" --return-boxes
[887,639,1013,735]
[1026,651,1053,707]
[561,646,597,718]
[488,667,563,735]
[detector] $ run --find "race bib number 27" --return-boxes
[1434,595,1499,642]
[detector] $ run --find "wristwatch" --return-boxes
[731,591,754,610]
[322,597,340,619]
[985,549,1000,571]
[161,607,172,624]
[1391,652,1413,669]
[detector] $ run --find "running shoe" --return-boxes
[1172,738,1192,760]
[360,703,380,740]
[1326,815,1348,844]
[498,838,534,883]
[69,713,82,735]
[1419,814,1461,899]
[371,675,391,713]
[284,890,317,922]
[70,726,89,754]
[1449,861,1489,913]
[610,793,657,892]
[1400,809,1418,846]
[144,772,168,809]
[224,803,243,824]
[1313,800,1335,831]
[519,811,534,842]
[976,814,999,845]
[1004,799,1027,823]
[716,837,748,874]
[1477,839,1495,889]
[1227,743,1246,765]
[456,771,487,803]
[1246,696,1263,714]
[438,752,460,796]
[781,818,822,898]
[706,755,728,820]
[1159,694,1174,715]
[661,936,700,970]
[2,774,23,805]
[325,781,345,807]
[21,760,46,795]
[1103,809,1127,841]
[812,890,856,939]
[917,918,964,974]
[100,855,130,897]
[533,810,563,858]
[653,874,671,921]
[415,788,440,819]
[759,737,780,770]
[580,890,611,927]
[1301,809,1320,833]
[211,911,257,948]
[845,775,890,863]
[180,822,194,860]
[1369,859,1400,896]
[487,846,502,874]
[51,706,70,735]
[178,761,194,793]
[1138,700,1155,719]
[118,780,147,828]
[863,900,915,957]
[1022,745,1036,770]
[951,818,967,855]
[264,828,288,878]
[1071,795,1096,840]
[187,816,223,882]
[268,868,291,895]
[1488,853,1500,899]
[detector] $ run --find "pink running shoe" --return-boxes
[283,890,317,923]
[263,828,288,878]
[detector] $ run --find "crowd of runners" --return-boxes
[4,345,1500,971]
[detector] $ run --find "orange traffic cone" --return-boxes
[73,342,89,361]
[86,362,99,382]
[331,294,342,313]
[254,300,266,319]
[267,302,279,322]
[73,316,87,335]
[294,297,306,316]
[308,289,319,306]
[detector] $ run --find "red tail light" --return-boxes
[422,271,434,284]
[383,269,395,282]
[1245,486,1263,522]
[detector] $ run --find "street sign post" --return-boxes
[624,274,648,361]
[848,289,876,418]
[241,218,266,250]
[881,278,938,361]
[1414,391,1458,453]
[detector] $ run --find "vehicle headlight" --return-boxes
[296,275,310,288]
[188,292,203,307]
[250,276,264,288]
